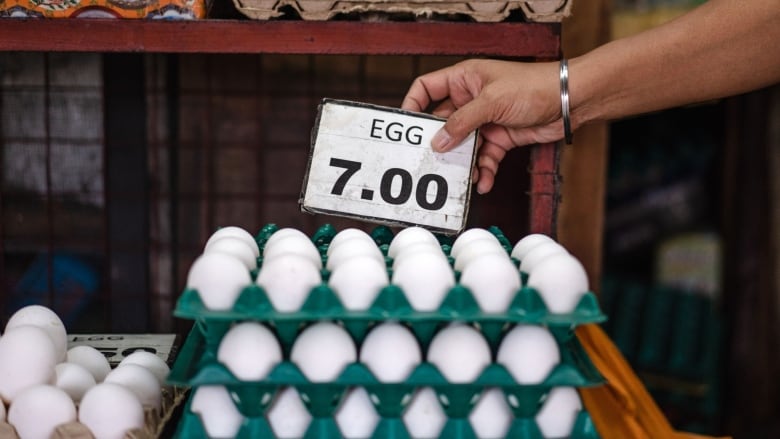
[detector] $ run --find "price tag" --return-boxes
[68,333,178,366]
[300,99,477,234]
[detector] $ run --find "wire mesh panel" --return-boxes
[2,52,533,334]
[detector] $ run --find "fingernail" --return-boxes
[431,128,451,151]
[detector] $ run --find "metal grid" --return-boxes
[1,53,532,334]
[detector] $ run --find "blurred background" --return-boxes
[0,0,777,437]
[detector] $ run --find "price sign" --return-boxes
[68,333,179,367]
[300,99,477,234]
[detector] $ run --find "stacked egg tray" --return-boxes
[168,224,607,439]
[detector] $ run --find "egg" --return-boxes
[469,388,513,439]
[66,345,111,383]
[204,236,258,271]
[328,257,389,311]
[518,241,568,275]
[450,228,501,260]
[262,235,323,270]
[392,252,455,312]
[459,253,521,313]
[511,233,555,261]
[205,226,260,258]
[78,383,145,439]
[327,228,375,256]
[263,228,310,253]
[526,254,589,314]
[7,385,76,439]
[190,385,245,439]
[54,362,96,403]
[217,322,282,381]
[256,253,322,312]
[427,324,491,383]
[453,238,508,272]
[336,387,380,438]
[387,227,439,259]
[359,322,421,383]
[104,364,162,410]
[535,387,582,438]
[391,242,447,271]
[326,237,385,271]
[186,252,252,311]
[0,325,58,404]
[5,304,68,362]
[290,322,357,382]
[267,387,312,439]
[117,351,170,386]
[403,387,447,439]
[497,325,560,384]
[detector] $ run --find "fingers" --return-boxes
[401,65,462,112]
[432,95,494,152]
[474,138,509,194]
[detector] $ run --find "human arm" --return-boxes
[402,0,780,194]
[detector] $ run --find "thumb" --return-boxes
[430,96,492,152]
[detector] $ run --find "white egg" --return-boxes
[204,236,258,271]
[190,385,245,439]
[7,385,76,439]
[387,227,439,259]
[329,257,389,311]
[392,252,455,312]
[0,325,58,404]
[290,322,357,382]
[535,387,582,438]
[5,304,68,362]
[263,228,310,253]
[460,253,521,313]
[54,362,96,403]
[263,235,323,270]
[256,253,322,312]
[118,351,170,386]
[104,364,162,410]
[205,226,260,258]
[66,345,111,383]
[391,242,447,271]
[511,233,555,261]
[453,238,508,272]
[217,322,282,381]
[518,242,568,275]
[497,325,560,384]
[336,387,380,438]
[78,383,145,439]
[469,388,513,439]
[526,253,589,314]
[186,252,252,311]
[267,387,312,439]
[427,324,491,383]
[450,228,501,260]
[327,228,375,256]
[403,387,447,439]
[326,237,385,271]
[359,322,421,383]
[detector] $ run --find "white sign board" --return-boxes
[300,99,477,234]
[68,333,178,366]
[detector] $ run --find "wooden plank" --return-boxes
[0,19,560,56]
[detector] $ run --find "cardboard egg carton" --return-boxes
[232,0,571,22]
[0,387,187,439]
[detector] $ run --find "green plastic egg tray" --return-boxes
[169,325,602,438]
[172,384,602,439]
[169,224,606,438]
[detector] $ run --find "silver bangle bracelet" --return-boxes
[559,59,573,145]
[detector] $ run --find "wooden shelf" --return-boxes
[0,19,559,57]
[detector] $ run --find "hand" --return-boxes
[401,59,564,194]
